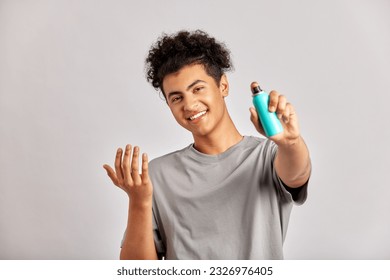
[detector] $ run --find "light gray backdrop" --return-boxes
[1,0,389,259]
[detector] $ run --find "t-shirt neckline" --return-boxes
[186,136,249,163]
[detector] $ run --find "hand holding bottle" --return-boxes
[249,82,301,147]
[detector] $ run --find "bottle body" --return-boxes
[252,91,283,137]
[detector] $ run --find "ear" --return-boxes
[219,74,229,97]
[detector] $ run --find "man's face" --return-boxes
[162,64,229,137]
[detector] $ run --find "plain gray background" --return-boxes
[1,0,389,259]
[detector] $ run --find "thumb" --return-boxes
[249,107,257,123]
[249,107,266,136]
[103,164,119,186]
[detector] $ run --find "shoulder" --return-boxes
[242,136,276,154]
[149,145,190,169]
[244,135,267,146]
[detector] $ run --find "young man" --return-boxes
[103,30,311,260]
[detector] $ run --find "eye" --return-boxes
[194,86,204,93]
[170,96,182,103]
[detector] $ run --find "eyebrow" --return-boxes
[167,79,206,99]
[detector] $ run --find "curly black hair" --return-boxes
[145,30,233,96]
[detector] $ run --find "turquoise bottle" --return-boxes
[251,83,283,137]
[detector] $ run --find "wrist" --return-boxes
[276,135,302,149]
[129,198,153,211]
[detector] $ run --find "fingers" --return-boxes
[282,103,291,123]
[268,90,285,114]
[268,90,279,113]
[141,153,149,184]
[268,90,295,124]
[131,146,142,185]
[105,145,150,189]
[122,144,133,186]
[103,145,153,204]
[275,94,287,119]
[114,148,124,183]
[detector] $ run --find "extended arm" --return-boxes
[249,85,311,188]
[104,145,157,259]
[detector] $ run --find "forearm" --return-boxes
[120,200,157,260]
[274,136,311,188]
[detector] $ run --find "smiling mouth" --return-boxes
[188,110,207,121]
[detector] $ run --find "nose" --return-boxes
[183,94,199,112]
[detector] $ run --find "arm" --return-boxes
[103,145,157,260]
[120,200,157,260]
[249,85,311,188]
[274,135,311,188]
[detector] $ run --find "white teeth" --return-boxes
[189,111,206,120]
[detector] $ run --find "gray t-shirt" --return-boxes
[148,136,308,259]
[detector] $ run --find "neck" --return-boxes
[192,114,243,155]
